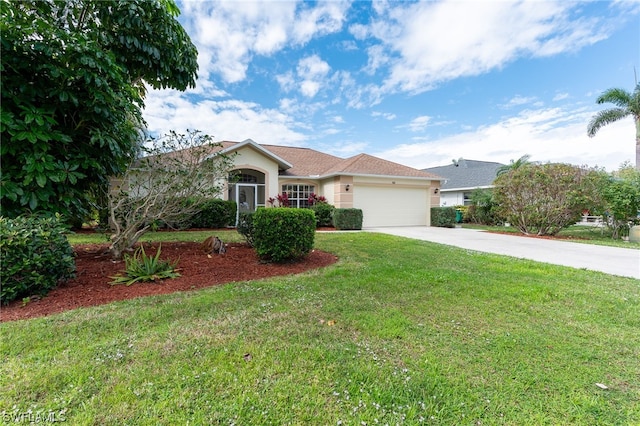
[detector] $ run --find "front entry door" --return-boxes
[236,184,257,224]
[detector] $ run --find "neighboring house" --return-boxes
[208,139,442,227]
[423,158,504,207]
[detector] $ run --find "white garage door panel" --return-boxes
[355,186,428,227]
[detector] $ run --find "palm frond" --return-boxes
[596,88,632,107]
[587,108,630,137]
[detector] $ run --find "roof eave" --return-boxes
[440,185,494,192]
[281,172,440,181]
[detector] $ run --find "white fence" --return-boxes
[576,215,604,227]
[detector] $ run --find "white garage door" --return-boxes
[354,185,428,227]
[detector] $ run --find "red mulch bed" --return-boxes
[1,242,338,322]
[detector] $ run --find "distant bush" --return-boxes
[431,207,456,228]
[333,208,363,230]
[252,208,315,262]
[0,215,76,304]
[465,189,501,225]
[310,203,335,227]
[190,199,237,228]
[237,211,256,247]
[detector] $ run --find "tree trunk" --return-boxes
[635,116,640,170]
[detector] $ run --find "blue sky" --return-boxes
[143,0,640,171]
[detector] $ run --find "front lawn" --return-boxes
[1,232,638,425]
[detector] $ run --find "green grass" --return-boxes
[463,223,640,249]
[2,233,639,425]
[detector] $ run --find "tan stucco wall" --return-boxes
[320,178,336,205]
[332,176,353,208]
[228,146,280,200]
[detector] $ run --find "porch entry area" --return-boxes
[228,169,266,225]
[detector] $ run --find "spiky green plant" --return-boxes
[110,244,180,286]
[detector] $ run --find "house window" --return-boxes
[236,173,258,183]
[463,192,472,206]
[282,184,314,208]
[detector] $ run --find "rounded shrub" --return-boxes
[190,199,237,228]
[252,208,315,262]
[0,214,76,304]
[310,203,335,227]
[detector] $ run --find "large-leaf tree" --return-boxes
[0,0,198,220]
[587,83,640,170]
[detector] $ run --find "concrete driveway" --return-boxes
[366,226,640,279]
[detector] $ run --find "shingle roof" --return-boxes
[322,153,438,178]
[260,144,342,176]
[222,141,440,180]
[423,159,504,190]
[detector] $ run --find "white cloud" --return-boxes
[499,95,539,109]
[276,72,296,92]
[371,111,396,120]
[297,55,331,97]
[553,92,570,101]
[292,1,351,44]
[362,1,613,95]
[363,44,388,75]
[375,106,635,172]
[180,1,348,84]
[143,91,307,145]
[406,115,431,132]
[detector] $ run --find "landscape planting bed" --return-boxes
[1,242,337,322]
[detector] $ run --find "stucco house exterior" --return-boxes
[423,158,504,207]
[212,139,442,227]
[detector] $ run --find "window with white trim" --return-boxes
[282,184,314,208]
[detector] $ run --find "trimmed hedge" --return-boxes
[190,199,237,228]
[252,208,315,262]
[333,208,363,230]
[431,207,456,228]
[310,203,335,227]
[0,215,76,304]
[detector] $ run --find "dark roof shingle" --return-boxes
[423,159,504,190]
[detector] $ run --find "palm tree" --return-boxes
[496,154,532,176]
[587,83,640,170]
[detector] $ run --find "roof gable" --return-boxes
[218,139,293,170]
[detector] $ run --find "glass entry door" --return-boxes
[237,184,257,213]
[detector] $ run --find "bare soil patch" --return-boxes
[1,242,338,322]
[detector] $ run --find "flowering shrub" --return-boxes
[308,193,334,227]
[307,193,327,206]
[267,193,290,207]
